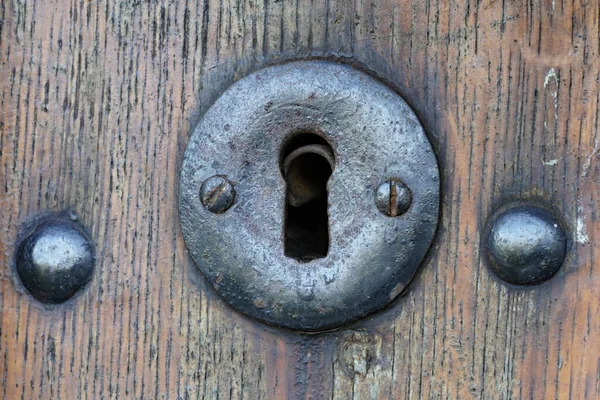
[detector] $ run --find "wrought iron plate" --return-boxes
[179,61,439,331]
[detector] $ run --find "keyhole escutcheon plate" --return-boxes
[179,61,440,331]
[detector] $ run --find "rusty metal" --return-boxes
[200,175,236,214]
[374,179,412,217]
[485,204,567,285]
[15,213,95,303]
[179,60,440,331]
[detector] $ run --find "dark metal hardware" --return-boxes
[15,213,95,303]
[484,204,567,285]
[374,179,412,217]
[200,175,236,214]
[179,61,440,331]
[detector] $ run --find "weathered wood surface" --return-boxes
[1,0,599,398]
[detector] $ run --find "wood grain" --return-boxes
[1,0,599,398]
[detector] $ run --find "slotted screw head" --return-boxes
[200,176,235,214]
[375,179,412,217]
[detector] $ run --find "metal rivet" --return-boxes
[200,175,235,214]
[375,179,412,217]
[485,205,567,285]
[16,215,95,303]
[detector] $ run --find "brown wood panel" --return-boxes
[1,0,599,398]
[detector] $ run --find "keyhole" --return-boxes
[281,133,335,263]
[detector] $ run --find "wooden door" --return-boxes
[1,0,599,398]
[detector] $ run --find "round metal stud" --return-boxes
[16,215,95,303]
[485,205,567,285]
[179,61,440,331]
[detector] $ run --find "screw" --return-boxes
[485,205,567,285]
[200,175,236,214]
[16,215,95,303]
[375,179,412,217]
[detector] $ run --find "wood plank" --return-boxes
[1,0,598,398]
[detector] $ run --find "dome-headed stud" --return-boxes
[16,215,95,303]
[485,205,567,285]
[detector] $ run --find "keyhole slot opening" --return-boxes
[281,133,335,263]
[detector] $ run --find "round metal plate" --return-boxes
[179,61,439,331]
